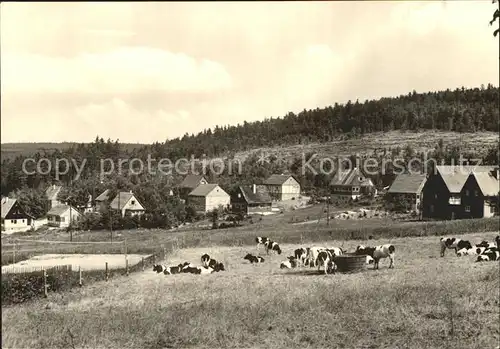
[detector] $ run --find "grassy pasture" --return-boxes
[2,231,499,349]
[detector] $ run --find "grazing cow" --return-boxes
[256,236,269,245]
[440,237,473,257]
[476,249,500,262]
[305,246,327,267]
[355,244,395,269]
[264,240,282,255]
[201,254,211,266]
[280,256,298,269]
[243,253,265,264]
[294,248,308,266]
[316,250,335,274]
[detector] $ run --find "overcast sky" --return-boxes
[1,1,498,144]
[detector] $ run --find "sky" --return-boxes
[1,1,498,144]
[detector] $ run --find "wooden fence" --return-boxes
[1,250,164,305]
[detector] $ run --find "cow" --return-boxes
[163,264,184,275]
[243,253,265,264]
[294,248,308,266]
[457,246,486,257]
[152,264,168,273]
[355,244,395,269]
[305,246,327,267]
[476,240,497,249]
[439,237,473,257]
[280,256,298,269]
[316,250,335,274]
[201,254,211,267]
[366,255,374,265]
[476,249,500,262]
[264,240,282,255]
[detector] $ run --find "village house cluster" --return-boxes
[1,166,498,234]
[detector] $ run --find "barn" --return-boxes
[187,184,231,214]
[231,184,273,215]
[386,173,427,214]
[262,174,301,202]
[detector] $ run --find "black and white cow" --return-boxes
[439,237,473,257]
[316,250,335,274]
[243,253,265,264]
[305,246,327,267]
[476,249,500,262]
[201,254,211,266]
[264,240,282,255]
[294,248,308,266]
[152,264,168,273]
[256,237,270,252]
[355,244,395,269]
[163,264,184,275]
[280,256,298,269]
[476,240,497,249]
[456,246,486,257]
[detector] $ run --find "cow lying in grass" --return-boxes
[355,244,395,269]
[439,237,473,257]
[280,256,298,269]
[456,246,486,257]
[244,253,265,264]
[476,248,500,262]
[181,262,225,274]
[201,254,225,270]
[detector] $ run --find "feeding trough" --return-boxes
[333,253,367,273]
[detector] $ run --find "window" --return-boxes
[11,219,17,224]
[491,205,498,214]
[465,206,471,213]
[449,196,461,205]
[131,200,135,205]
[22,219,25,223]
[465,190,469,196]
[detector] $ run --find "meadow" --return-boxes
[2,231,499,349]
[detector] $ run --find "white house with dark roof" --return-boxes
[1,197,34,233]
[45,184,63,210]
[330,168,375,202]
[386,173,427,213]
[110,191,145,217]
[178,174,208,199]
[187,184,230,213]
[47,204,82,228]
[262,174,301,201]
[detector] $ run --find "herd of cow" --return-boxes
[151,234,499,277]
[440,235,500,261]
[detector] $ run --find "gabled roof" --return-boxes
[179,175,207,189]
[95,189,110,202]
[263,174,297,186]
[388,174,427,194]
[1,197,17,219]
[188,184,226,197]
[470,172,499,197]
[110,192,144,211]
[330,168,373,187]
[237,186,272,204]
[47,204,81,217]
[435,166,496,194]
[45,185,62,200]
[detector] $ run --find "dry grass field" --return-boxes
[2,231,499,349]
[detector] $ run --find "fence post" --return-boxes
[142,257,145,271]
[126,258,129,276]
[78,266,82,287]
[43,268,48,298]
[105,262,109,281]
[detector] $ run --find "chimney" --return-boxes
[129,190,133,194]
[253,184,256,194]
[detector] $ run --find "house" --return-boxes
[46,204,82,228]
[110,191,146,217]
[187,184,231,214]
[460,170,499,219]
[95,189,110,212]
[386,173,427,213]
[262,174,301,201]
[330,167,375,203]
[421,165,497,220]
[178,175,208,200]
[231,184,273,215]
[1,197,34,233]
[45,184,63,211]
